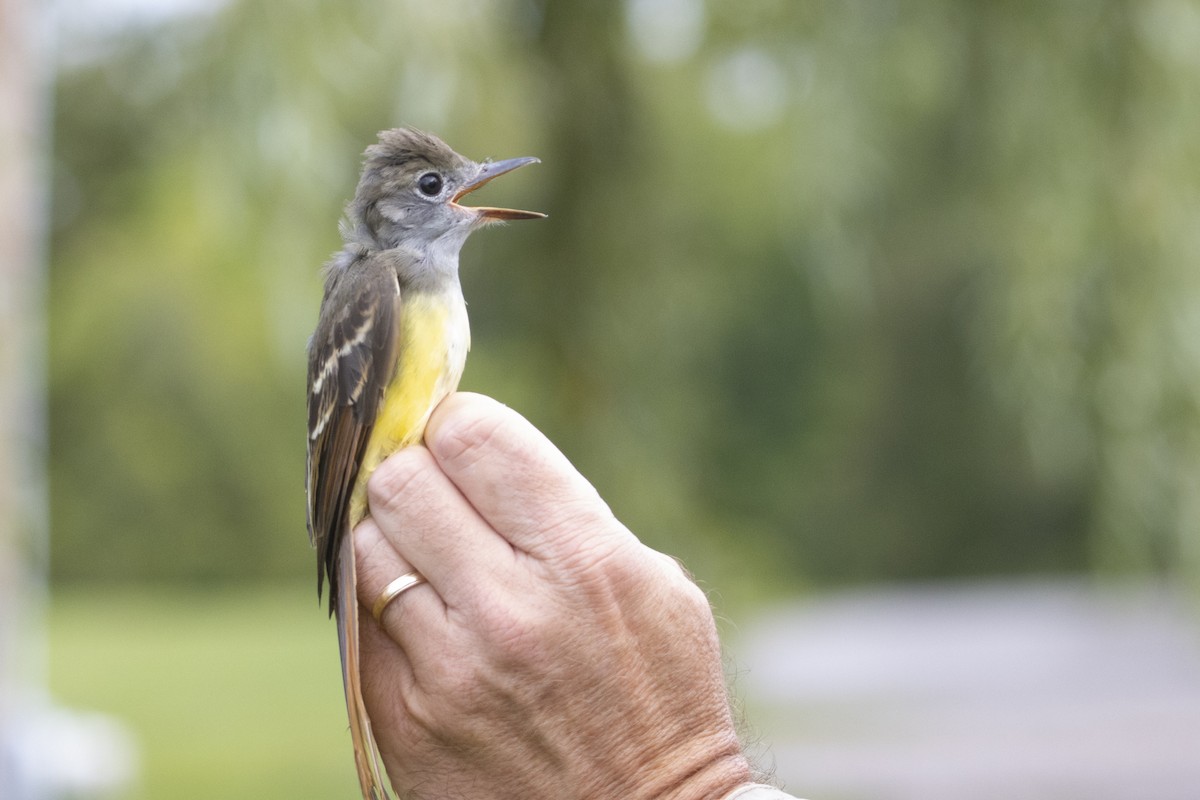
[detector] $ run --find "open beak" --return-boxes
[453,157,546,221]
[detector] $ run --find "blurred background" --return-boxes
[3,0,1200,797]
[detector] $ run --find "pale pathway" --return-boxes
[733,580,1200,800]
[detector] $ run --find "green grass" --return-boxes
[49,585,364,799]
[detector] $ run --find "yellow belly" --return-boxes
[348,292,469,525]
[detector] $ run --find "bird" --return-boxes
[305,127,544,800]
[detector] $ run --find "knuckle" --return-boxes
[421,651,518,732]
[366,448,433,515]
[546,507,631,571]
[677,573,713,615]
[427,400,515,471]
[406,671,478,741]
[651,551,712,615]
[555,496,617,535]
[478,602,548,662]
[431,659,485,708]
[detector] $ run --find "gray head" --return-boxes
[344,127,544,254]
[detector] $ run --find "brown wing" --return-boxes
[306,251,402,613]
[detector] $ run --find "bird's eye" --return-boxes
[417,172,444,196]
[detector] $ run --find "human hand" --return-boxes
[354,392,751,800]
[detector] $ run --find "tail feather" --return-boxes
[336,529,392,800]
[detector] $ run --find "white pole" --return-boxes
[0,0,52,794]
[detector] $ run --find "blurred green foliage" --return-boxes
[49,587,357,797]
[48,0,1200,597]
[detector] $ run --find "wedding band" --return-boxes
[371,571,426,623]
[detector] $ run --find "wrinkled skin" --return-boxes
[355,392,752,800]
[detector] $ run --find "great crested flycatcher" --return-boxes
[306,128,544,800]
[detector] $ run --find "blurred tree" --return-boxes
[47,0,1200,597]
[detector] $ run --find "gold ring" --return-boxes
[371,571,427,623]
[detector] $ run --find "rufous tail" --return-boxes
[336,529,392,800]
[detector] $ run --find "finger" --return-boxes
[354,515,445,657]
[357,606,421,773]
[363,443,517,606]
[358,598,416,708]
[424,393,634,559]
